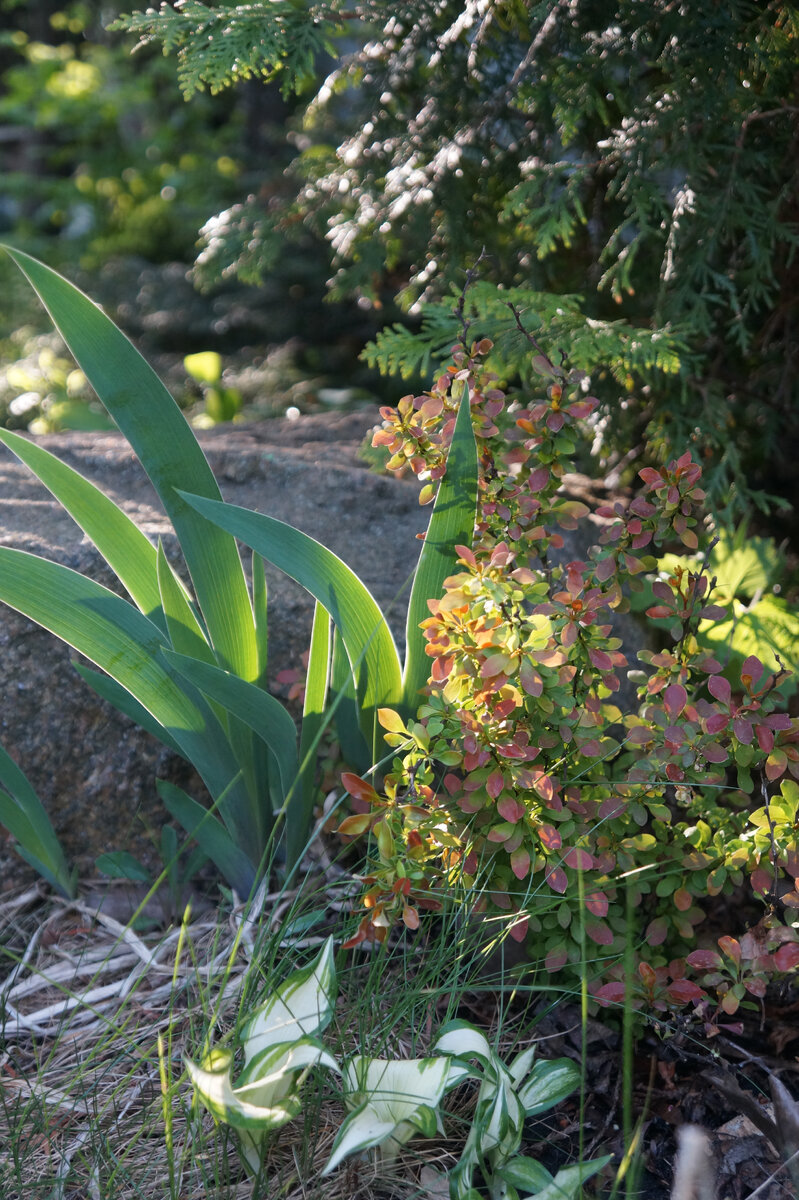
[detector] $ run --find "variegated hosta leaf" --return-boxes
[445,1059,472,1089]
[345,1055,452,1125]
[476,1070,524,1159]
[434,1019,525,1153]
[240,937,336,1067]
[186,1037,340,1176]
[322,1056,451,1176]
[449,1077,524,1200]
[184,1048,302,1133]
[434,1019,498,1074]
[508,1045,537,1088]
[233,1036,340,1107]
[517,1057,580,1117]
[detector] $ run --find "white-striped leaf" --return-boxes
[517,1058,580,1117]
[322,1055,450,1176]
[184,1048,300,1133]
[240,937,336,1067]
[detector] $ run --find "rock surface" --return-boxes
[0,408,424,889]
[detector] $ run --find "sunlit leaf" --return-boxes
[2,247,259,685]
[240,937,337,1066]
[176,490,402,753]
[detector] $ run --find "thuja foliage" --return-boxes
[362,278,684,394]
[339,337,799,1027]
[112,1,799,517]
[111,1,336,98]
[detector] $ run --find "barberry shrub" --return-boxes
[339,339,799,1027]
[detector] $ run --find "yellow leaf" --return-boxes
[378,707,407,734]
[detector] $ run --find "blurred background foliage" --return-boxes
[0,1,249,268]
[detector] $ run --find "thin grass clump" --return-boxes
[0,867,341,1198]
[1,858,615,1200]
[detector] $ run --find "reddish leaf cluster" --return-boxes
[347,341,799,1026]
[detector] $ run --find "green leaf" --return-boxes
[162,649,298,819]
[517,1058,581,1117]
[0,428,166,633]
[0,547,259,868]
[403,391,477,713]
[73,663,187,758]
[177,490,403,751]
[495,1157,554,1193]
[252,552,269,687]
[157,779,256,894]
[0,744,75,898]
[2,247,259,684]
[156,541,214,664]
[96,851,150,882]
[294,601,331,869]
[527,1156,613,1200]
[183,844,209,880]
[330,628,370,769]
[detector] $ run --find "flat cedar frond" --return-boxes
[363,282,685,384]
[111,2,340,98]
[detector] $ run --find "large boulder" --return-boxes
[0,409,425,889]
